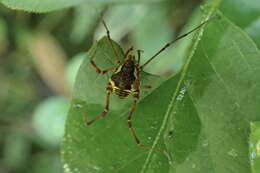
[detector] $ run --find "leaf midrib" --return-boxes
[140,1,221,171]
[140,16,208,173]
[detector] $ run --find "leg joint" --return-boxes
[106,86,113,92]
[127,120,132,128]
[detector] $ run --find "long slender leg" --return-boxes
[137,49,143,66]
[90,49,115,74]
[125,46,134,57]
[140,85,152,89]
[140,18,215,69]
[127,95,162,152]
[101,20,121,64]
[90,61,115,74]
[136,51,152,89]
[83,84,113,126]
[128,65,162,151]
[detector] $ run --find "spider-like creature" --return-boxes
[84,18,213,151]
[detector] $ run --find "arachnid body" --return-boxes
[84,18,213,151]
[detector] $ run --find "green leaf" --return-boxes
[245,17,260,49]
[250,122,260,173]
[0,0,84,12]
[219,0,260,28]
[219,0,260,48]
[0,0,163,13]
[62,36,165,173]
[62,4,260,173]
[165,11,260,172]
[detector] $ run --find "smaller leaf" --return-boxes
[219,0,260,28]
[0,0,163,13]
[0,0,84,12]
[245,17,260,48]
[250,122,260,173]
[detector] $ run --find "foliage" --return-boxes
[0,0,259,173]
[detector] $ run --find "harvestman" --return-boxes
[83,17,214,152]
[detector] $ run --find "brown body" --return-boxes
[110,58,138,98]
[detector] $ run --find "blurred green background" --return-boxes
[0,0,259,172]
